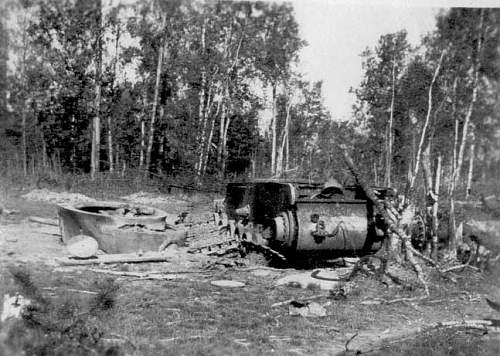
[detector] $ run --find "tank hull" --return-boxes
[57,202,177,254]
[224,180,387,258]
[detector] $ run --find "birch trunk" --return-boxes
[196,83,212,175]
[446,79,459,248]
[20,13,28,176]
[465,134,476,199]
[276,94,292,177]
[21,106,27,177]
[195,18,207,176]
[139,89,147,168]
[91,0,102,180]
[285,126,289,172]
[217,104,225,174]
[431,155,442,260]
[422,144,440,259]
[220,113,231,177]
[201,95,222,176]
[107,118,113,172]
[145,15,167,175]
[448,10,484,257]
[270,84,277,176]
[108,25,120,173]
[216,33,243,177]
[385,48,397,187]
[405,51,445,199]
[139,118,145,168]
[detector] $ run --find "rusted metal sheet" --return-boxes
[57,201,179,254]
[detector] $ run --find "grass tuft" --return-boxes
[90,278,120,313]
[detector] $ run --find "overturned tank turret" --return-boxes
[223,179,394,260]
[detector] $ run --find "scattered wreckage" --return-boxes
[57,178,396,265]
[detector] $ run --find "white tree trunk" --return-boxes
[91,0,102,180]
[220,112,231,177]
[406,51,445,198]
[431,155,442,260]
[271,84,277,176]
[276,93,292,177]
[21,106,27,176]
[385,47,397,187]
[465,134,476,199]
[448,10,484,257]
[139,118,145,168]
[108,25,120,173]
[201,95,222,176]
[195,17,208,176]
[145,15,167,174]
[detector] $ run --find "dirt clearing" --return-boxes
[1,188,499,355]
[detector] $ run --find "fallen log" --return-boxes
[28,216,59,226]
[54,252,174,266]
[88,268,207,277]
[340,145,430,295]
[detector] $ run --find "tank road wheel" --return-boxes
[272,210,297,252]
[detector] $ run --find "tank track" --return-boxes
[185,220,238,255]
[184,219,287,262]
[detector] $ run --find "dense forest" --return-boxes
[0,1,499,197]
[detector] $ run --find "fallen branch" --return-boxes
[42,287,98,295]
[361,296,427,305]
[55,252,174,266]
[345,332,359,352]
[442,264,480,273]
[88,268,207,276]
[341,145,430,295]
[351,319,496,354]
[237,266,296,272]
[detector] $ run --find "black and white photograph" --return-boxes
[0,0,499,354]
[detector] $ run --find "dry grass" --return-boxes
[1,262,498,356]
[366,328,500,356]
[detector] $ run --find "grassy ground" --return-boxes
[1,258,498,355]
[1,174,499,355]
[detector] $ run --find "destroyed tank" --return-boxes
[222,179,394,261]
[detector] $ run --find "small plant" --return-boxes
[3,267,121,355]
[89,278,119,313]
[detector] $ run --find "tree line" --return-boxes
[0,0,335,183]
[0,2,498,204]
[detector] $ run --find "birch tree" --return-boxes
[91,0,102,180]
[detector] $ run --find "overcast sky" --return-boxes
[291,1,439,120]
